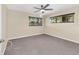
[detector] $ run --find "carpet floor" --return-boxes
[4,34,79,55]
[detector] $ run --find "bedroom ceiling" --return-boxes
[6,4,79,16]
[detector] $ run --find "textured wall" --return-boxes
[45,9,79,43]
[7,10,44,40]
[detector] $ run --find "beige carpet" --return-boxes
[4,34,79,55]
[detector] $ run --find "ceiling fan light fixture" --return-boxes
[40,9,45,13]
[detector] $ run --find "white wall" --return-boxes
[0,4,2,55]
[0,5,8,55]
[0,5,2,40]
[7,10,44,40]
[7,8,79,44]
[45,9,79,44]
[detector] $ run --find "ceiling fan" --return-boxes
[34,4,53,13]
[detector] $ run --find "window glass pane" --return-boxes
[50,13,74,23]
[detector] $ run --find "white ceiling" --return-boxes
[6,4,79,16]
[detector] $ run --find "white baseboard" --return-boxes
[8,33,44,40]
[45,33,79,44]
[8,33,79,44]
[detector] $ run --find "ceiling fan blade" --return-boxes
[34,9,41,13]
[44,9,53,10]
[34,7,41,9]
[43,4,49,9]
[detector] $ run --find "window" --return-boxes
[29,16,42,26]
[50,13,74,23]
